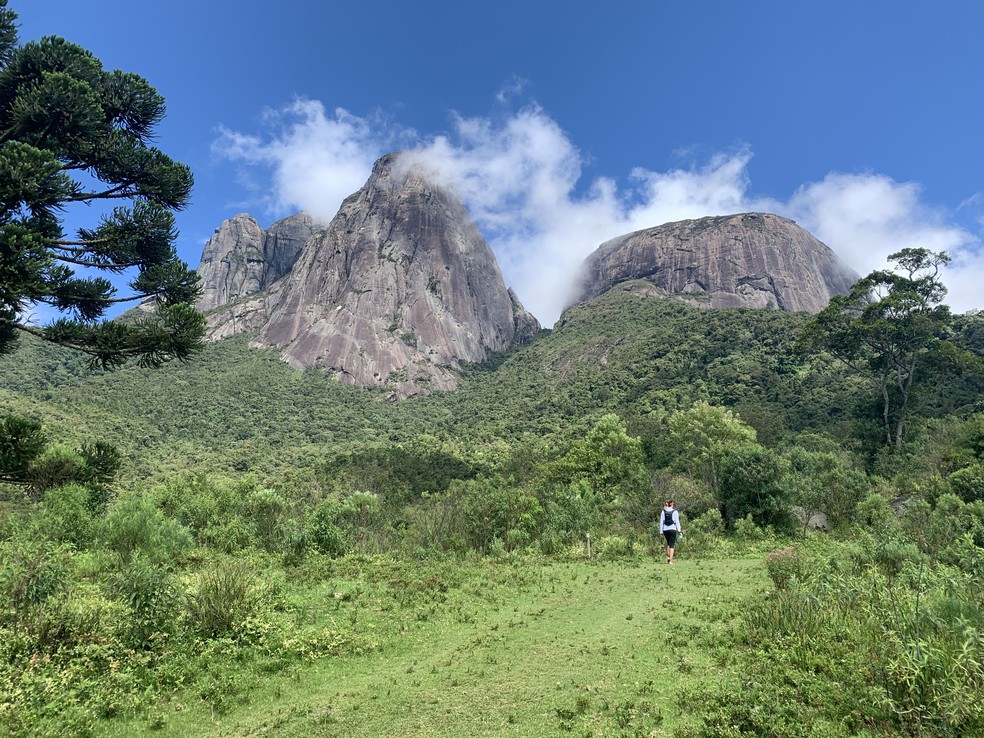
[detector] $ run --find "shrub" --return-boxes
[307,499,348,557]
[853,492,899,532]
[733,514,764,543]
[458,477,542,553]
[884,609,984,736]
[248,487,288,552]
[0,535,71,650]
[537,480,602,540]
[689,508,725,537]
[505,527,531,552]
[764,545,808,590]
[186,558,257,637]
[152,474,257,551]
[99,494,194,564]
[538,529,567,555]
[595,535,633,560]
[21,445,83,498]
[32,483,95,548]
[108,553,183,649]
[871,540,923,579]
[718,443,795,532]
[945,462,984,503]
[338,491,387,553]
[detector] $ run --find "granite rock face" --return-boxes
[198,152,539,399]
[570,213,857,314]
[195,212,319,313]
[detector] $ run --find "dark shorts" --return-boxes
[663,530,678,548]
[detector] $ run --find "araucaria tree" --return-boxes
[0,0,204,367]
[798,248,952,449]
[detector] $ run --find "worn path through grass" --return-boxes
[110,557,767,738]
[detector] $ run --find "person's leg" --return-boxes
[664,531,677,563]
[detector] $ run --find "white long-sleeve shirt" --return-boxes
[659,506,681,532]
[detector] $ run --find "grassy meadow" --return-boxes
[99,554,767,738]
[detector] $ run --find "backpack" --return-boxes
[663,509,675,527]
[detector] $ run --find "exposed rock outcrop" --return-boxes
[570,213,857,314]
[195,212,319,313]
[199,152,540,399]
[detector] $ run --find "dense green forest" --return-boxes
[3,284,984,736]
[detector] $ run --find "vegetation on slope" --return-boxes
[2,280,984,737]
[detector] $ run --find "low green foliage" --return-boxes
[100,494,194,564]
[109,553,183,650]
[185,557,257,637]
[685,522,984,738]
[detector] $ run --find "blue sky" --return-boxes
[12,0,984,325]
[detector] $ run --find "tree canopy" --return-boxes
[798,248,954,448]
[0,0,204,368]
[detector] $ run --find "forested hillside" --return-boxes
[2,294,851,497]
[4,289,981,485]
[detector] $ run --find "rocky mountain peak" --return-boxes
[198,152,540,399]
[195,211,319,314]
[569,212,857,314]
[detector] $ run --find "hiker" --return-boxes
[660,499,682,564]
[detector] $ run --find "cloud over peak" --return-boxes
[214,97,982,324]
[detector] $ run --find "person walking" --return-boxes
[660,499,682,564]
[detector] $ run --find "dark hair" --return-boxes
[666,500,674,506]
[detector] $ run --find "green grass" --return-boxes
[99,556,768,738]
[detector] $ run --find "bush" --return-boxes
[247,487,288,552]
[538,529,567,555]
[689,508,725,537]
[307,499,348,557]
[537,480,602,540]
[457,477,542,553]
[871,540,923,579]
[853,492,899,533]
[337,491,387,553]
[764,545,809,590]
[99,494,194,564]
[595,535,633,560]
[186,557,257,637]
[31,483,95,548]
[718,443,795,532]
[945,462,984,503]
[734,514,765,543]
[152,474,258,552]
[108,553,183,649]
[0,534,71,652]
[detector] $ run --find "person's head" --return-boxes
[666,500,674,508]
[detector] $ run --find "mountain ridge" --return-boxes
[191,156,858,399]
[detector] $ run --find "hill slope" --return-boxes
[1,292,871,485]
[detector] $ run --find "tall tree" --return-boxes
[0,0,204,368]
[666,401,757,495]
[798,248,952,448]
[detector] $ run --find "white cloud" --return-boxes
[783,173,980,312]
[213,98,984,325]
[212,99,399,222]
